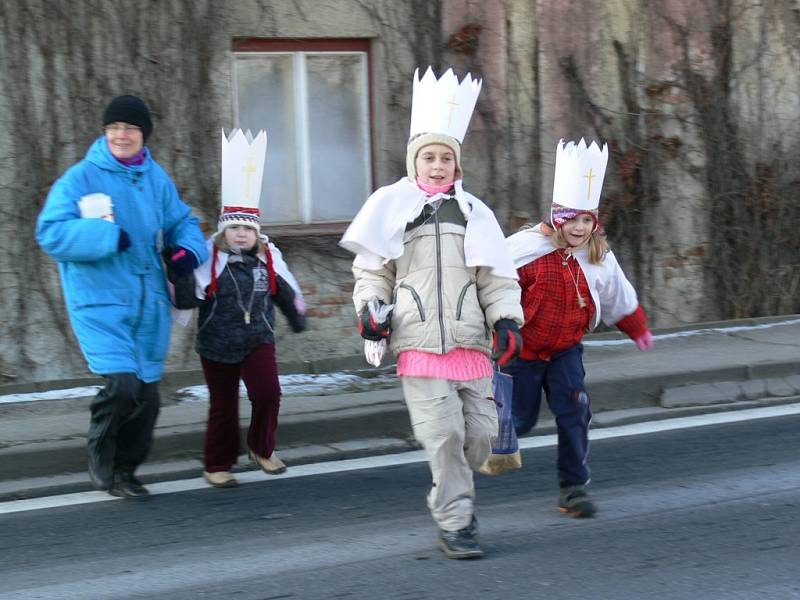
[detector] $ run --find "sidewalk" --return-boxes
[1,316,798,500]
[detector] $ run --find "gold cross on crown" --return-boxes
[242,157,256,198]
[445,94,460,128]
[584,168,595,201]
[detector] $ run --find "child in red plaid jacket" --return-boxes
[504,138,654,518]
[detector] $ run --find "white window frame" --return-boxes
[232,48,372,227]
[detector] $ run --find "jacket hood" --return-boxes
[85,136,152,173]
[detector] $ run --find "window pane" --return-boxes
[235,55,299,224]
[306,54,371,221]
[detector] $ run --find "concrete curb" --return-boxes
[585,359,800,411]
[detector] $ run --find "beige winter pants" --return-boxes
[401,375,498,532]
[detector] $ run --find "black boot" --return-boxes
[109,472,150,500]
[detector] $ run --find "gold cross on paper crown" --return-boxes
[584,168,595,201]
[241,157,257,198]
[445,94,460,128]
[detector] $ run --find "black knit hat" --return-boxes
[102,95,153,141]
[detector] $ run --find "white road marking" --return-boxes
[2,402,800,516]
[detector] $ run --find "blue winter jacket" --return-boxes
[36,137,208,382]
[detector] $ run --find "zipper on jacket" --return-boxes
[455,281,475,320]
[434,210,446,353]
[398,283,425,321]
[260,300,275,334]
[197,297,218,332]
[260,313,275,334]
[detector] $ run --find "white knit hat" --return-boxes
[406,132,462,180]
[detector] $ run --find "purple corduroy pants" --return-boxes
[200,343,281,472]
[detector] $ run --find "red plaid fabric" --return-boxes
[518,250,595,361]
[615,304,648,340]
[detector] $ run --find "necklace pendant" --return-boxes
[578,295,586,308]
[244,312,251,325]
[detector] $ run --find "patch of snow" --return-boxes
[0,386,103,405]
[174,371,399,403]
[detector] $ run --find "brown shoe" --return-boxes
[249,450,287,475]
[203,470,238,488]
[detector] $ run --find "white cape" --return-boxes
[194,236,303,299]
[339,177,517,279]
[506,224,639,329]
[171,236,305,326]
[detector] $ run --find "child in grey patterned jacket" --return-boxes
[168,217,305,488]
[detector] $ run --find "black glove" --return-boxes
[165,246,198,276]
[358,301,392,341]
[118,229,131,252]
[491,318,522,366]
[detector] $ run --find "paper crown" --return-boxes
[220,128,267,229]
[552,138,608,211]
[409,67,482,143]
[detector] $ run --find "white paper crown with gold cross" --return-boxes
[406,67,482,179]
[409,67,482,143]
[219,128,267,233]
[550,138,609,229]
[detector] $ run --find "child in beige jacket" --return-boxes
[340,67,523,559]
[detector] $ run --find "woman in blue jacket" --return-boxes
[36,95,207,499]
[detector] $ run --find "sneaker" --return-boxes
[558,485,596,518]
[249,450,287,475]
[203,470,238,488]
[437,518,483,559]
[109,472,150,500]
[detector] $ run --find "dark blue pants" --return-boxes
[501,344,591,486]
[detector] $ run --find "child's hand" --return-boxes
[358,298,392,341]
[491,319,522,366]
[634,330,654,351]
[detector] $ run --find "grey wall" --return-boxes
[1,0,798,383]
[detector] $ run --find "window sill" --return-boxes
[261,222,349,238]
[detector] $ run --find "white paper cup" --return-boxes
[78,193,114,222]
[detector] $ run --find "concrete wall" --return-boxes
[1,0,798,383]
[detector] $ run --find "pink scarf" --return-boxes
[416,177,454,195]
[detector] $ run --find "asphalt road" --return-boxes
[2,413,799,600]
